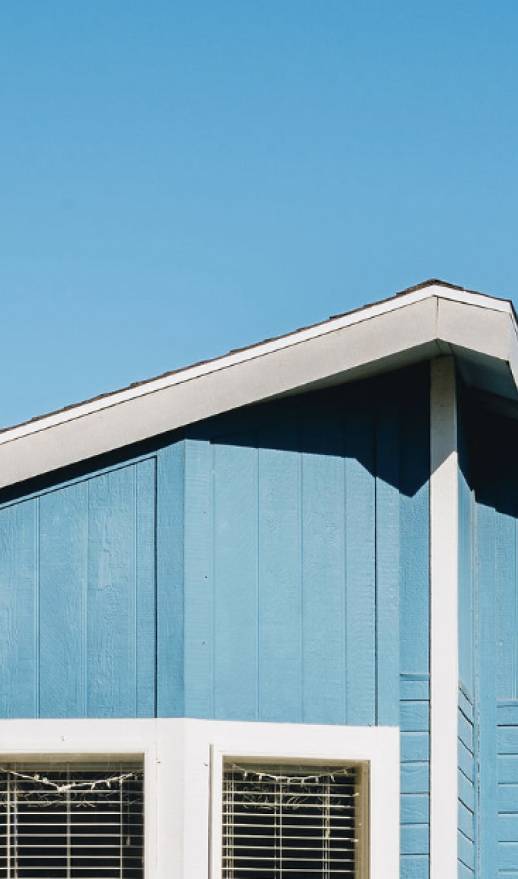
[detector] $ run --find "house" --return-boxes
[0,278,516,879]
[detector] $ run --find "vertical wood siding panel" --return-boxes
[496,510,517,701]
[376,405,400,726]
[183,438,214,717]
[135,458,157,717]
[87,467,137,716]
[478,501,497,879]
[459,463,474,699]
[399,395,429,679]
[258,443,302,722]
[213,442,258,720]
[301,416,346,724]
[157,442,185,717]
[344,410,376,725]
[0,501,38,717]
[39,483,88,717]
[457,403,477,879]
[399,381,430,872]
[494,466,518,878]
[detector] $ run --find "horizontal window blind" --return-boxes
[0,761,144,878]
[222,762,365,878]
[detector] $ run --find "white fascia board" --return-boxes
[0,283,516,490]
[0,282,512,448]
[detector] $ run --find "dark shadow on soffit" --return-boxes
[461,388,518,519]
[0,364,431,507]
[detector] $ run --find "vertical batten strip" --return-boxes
[430,356,459,879]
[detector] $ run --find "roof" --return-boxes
[1,279,517,490]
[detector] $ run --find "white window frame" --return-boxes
[206,723,399,879]
[0,719,161,879]
[0,718,399,879]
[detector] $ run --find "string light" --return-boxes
[0,766,142,795]
[229,763,353,785]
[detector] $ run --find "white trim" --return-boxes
[430,357,459,879]
[198,722,399,879]
[0,282,512,447]
[0,717,399,879]
[0,718,162,878]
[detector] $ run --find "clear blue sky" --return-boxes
[2,1,518,428]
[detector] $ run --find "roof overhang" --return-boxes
[1,280,517,490]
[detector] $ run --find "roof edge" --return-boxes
[0,280,513,449]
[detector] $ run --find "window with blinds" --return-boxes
[222,761,368,879]
[0,760,144,878]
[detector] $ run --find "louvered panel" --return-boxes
[0,762,144,878]
[222,763,364,878]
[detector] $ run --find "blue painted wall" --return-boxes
[157,366,431,878]
[458,401,477,879]
[0,458,157,718]
[0,365,431,877]
[463,398,518,878]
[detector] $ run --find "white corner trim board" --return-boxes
[430,357,459,879]
[0,717,399,879]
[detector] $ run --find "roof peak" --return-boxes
[0,278,515,493]
[393,277,512,301]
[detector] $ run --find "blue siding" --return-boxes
[180,369,431,876]
[458,694,476,878]
[458,402,477,878]
[0,365,431,878]
[0,500,38,717]
[257,440,303,722]
[302,417,347,724]
[467,403,518,877]
[494,489,518,879]
[156,441,185,716]
[399,386,430,879]
[0,458,157,718]
[477,500,498,878]
[178,370,430,734]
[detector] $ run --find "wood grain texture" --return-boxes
[399,380,430,874]
[180,367,430,734]
[156,441,185,716]
[39,482,88,716]
[301,414,346,724]
[475,462,497,877]
[183,438,214,718]
[0,500,38,717]
[0,457,157,719]
[257,439,303,722]
[213,442,258,720]
[344,408,376,726]
[376,403,400,726]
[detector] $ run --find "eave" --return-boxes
[1,280,517,490]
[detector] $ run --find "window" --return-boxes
[221,760,369,879]
[0,760,144,878]
[0,716,398,878]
